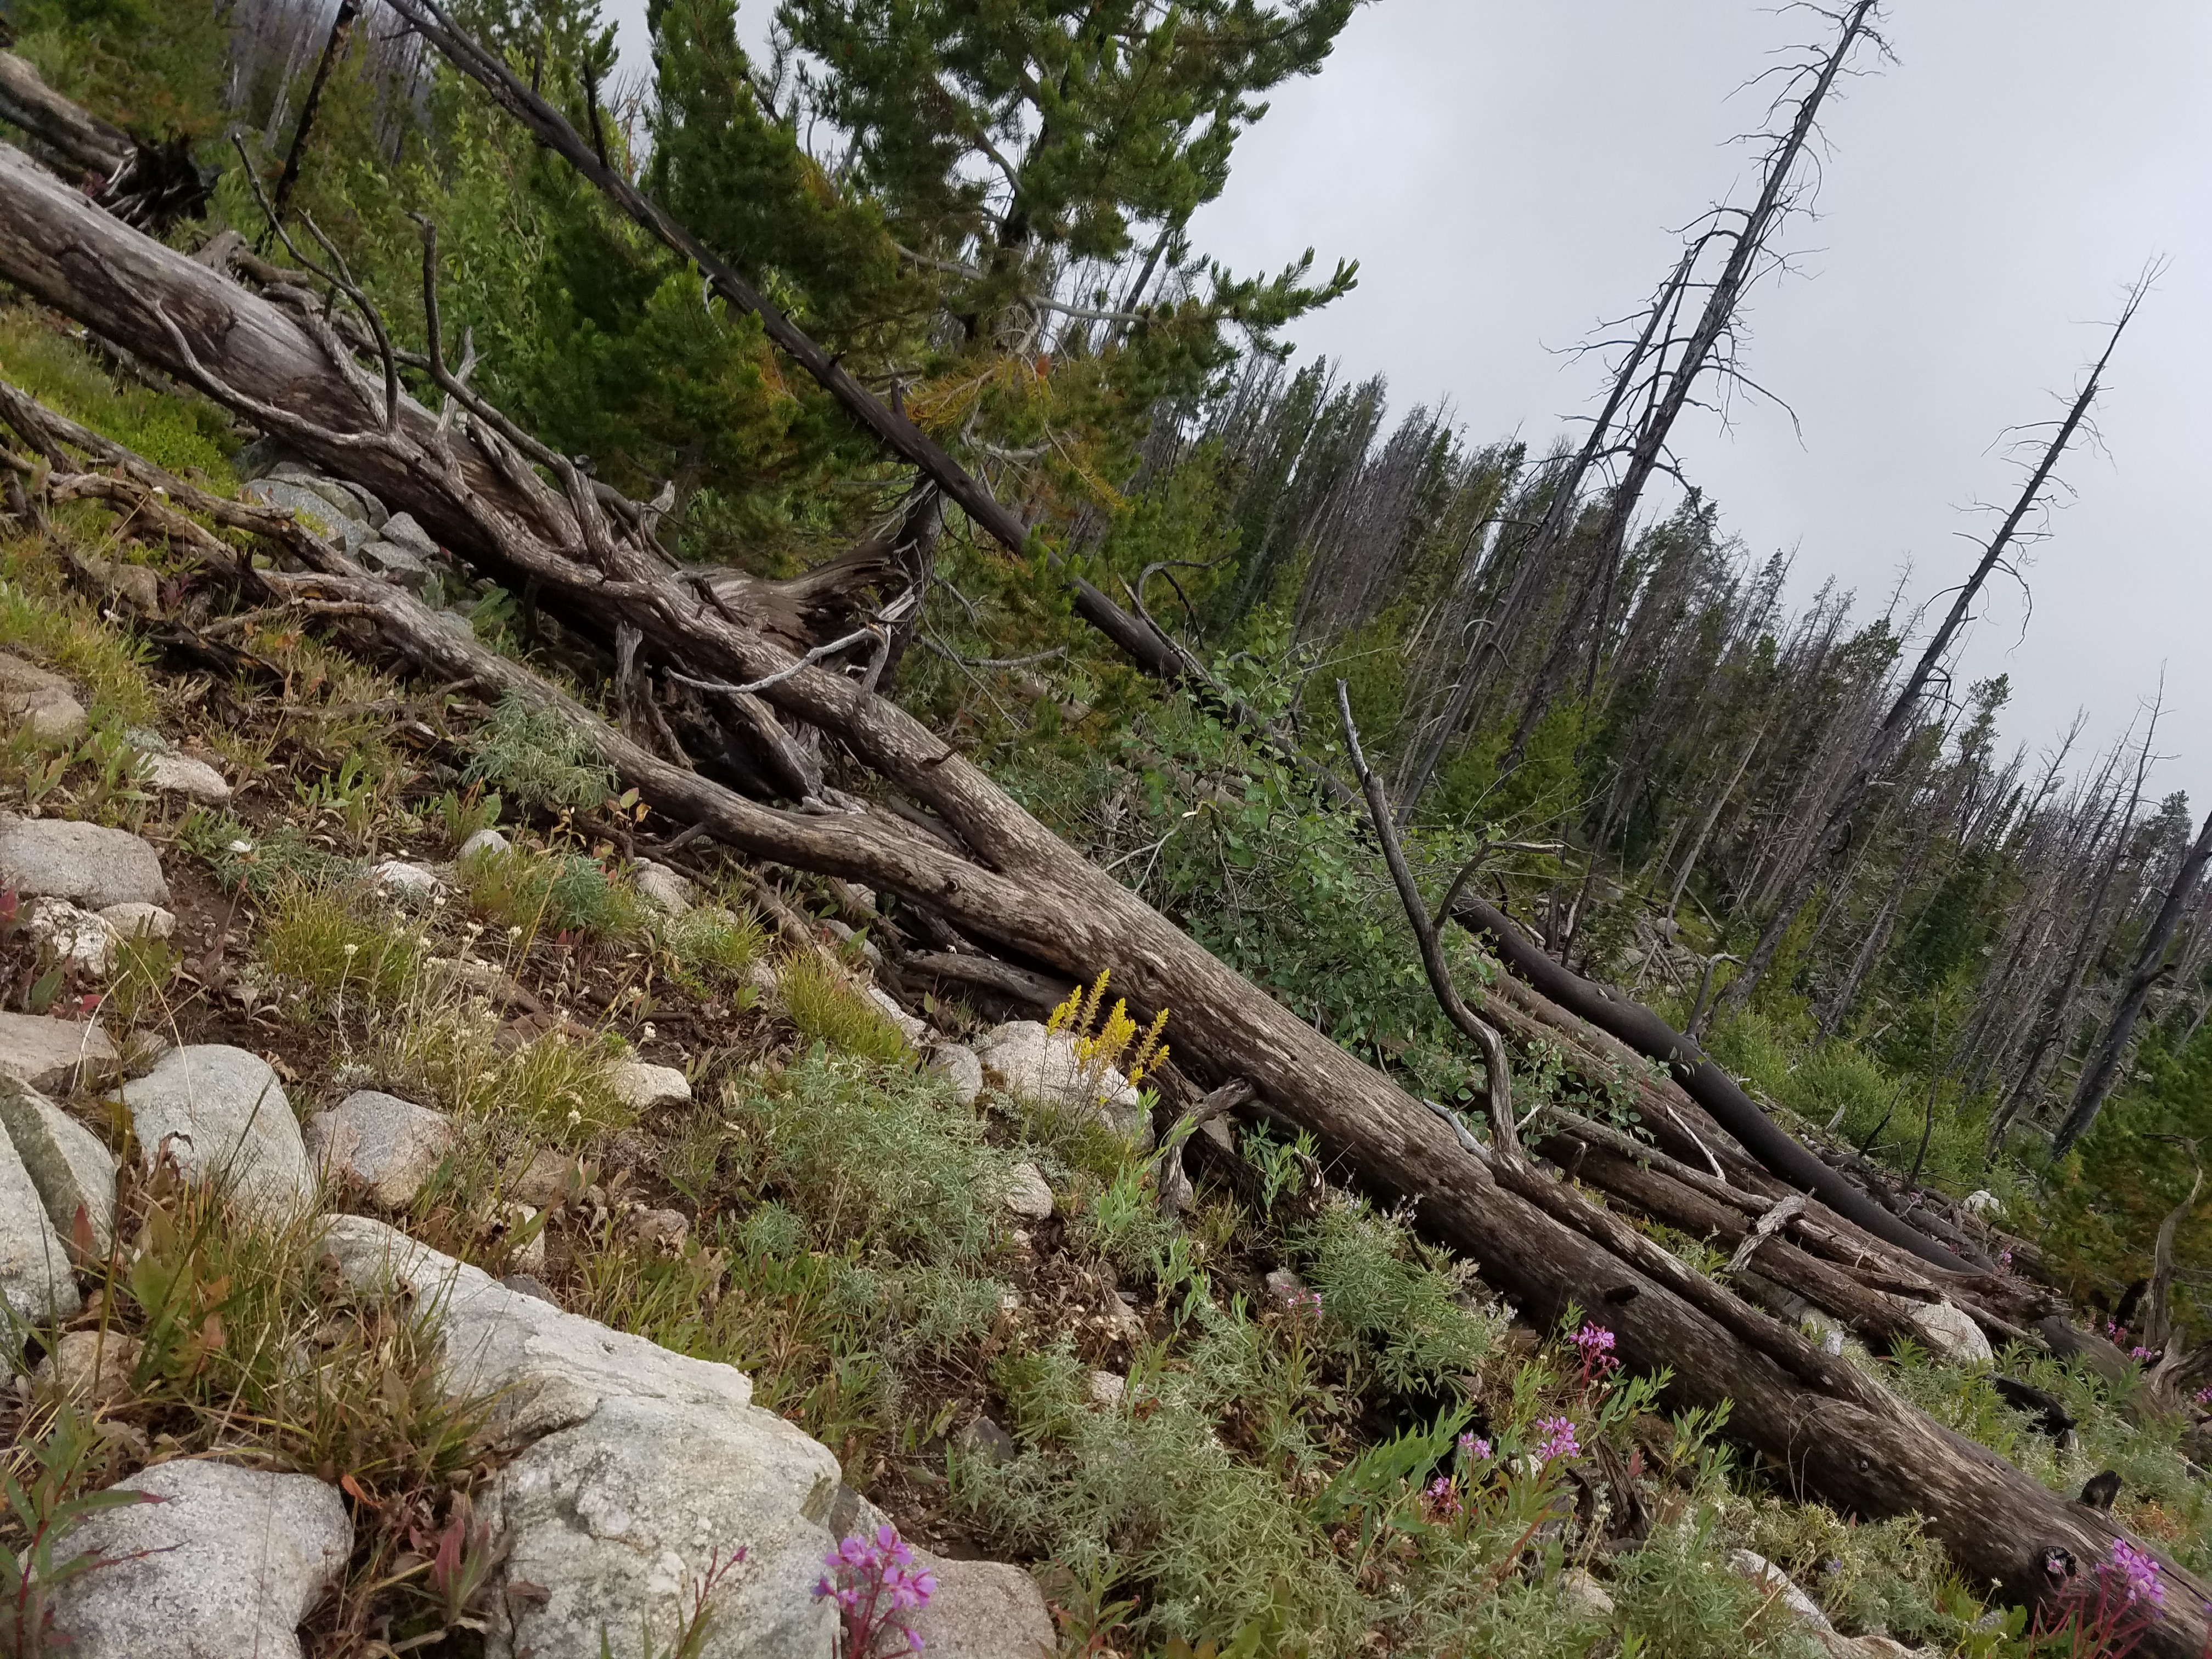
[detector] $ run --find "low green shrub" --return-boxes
[461,693,616,813]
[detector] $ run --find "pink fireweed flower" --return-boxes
[1423,1475,1463,1519]
[815,1524,937,1655]
[1458,1432,1491,1462]
[2194,1385,2212,1408]
[2109,1540,2164,1607]
[1532,1415,1581,1464]
[2131,1345,2157,1361]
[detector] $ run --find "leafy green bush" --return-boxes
[1295,1200,1497,1395]
[726,1049,1009,1266]
[1611,1515,1831,1658]
[462,694,616,813]
[459,845,645,943]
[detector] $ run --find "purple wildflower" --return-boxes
[1458,1432,1492,1462]
[1532,1415,1581,1464]
[1423,1475,1463,1519]
[2194,1385,2212,1408]
[2131,1345,2156,1361]
[2109,1540,2164,1607]
[814,1524,937,1656]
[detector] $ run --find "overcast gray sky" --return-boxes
[607,1,2210,803]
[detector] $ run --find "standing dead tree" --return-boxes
[1718,272,2158,1018]
[2055,805,2212,1156]
[1396,0,1887,817]
[4,155,2207,1651]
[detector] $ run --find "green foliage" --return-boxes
[1730,1500,1960,1646]
[460,845,646,944]
[462,695,617,814]
[1610,1515,1831,1659]
[723,1048,1009,1265]
[959,1336,1368,1649]
[1295,1200,1497,1396]
[0,1407,163,1659]
[0,311,232,481]
[775,953,913,1063]
[257,879,426,1013]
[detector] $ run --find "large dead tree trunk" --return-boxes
[6,173,2207,1654]
[2055,805,2212,1156]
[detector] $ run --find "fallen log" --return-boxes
[0,49,210,229]
[1453,890,1986,1272]
[8,321,2207,1654]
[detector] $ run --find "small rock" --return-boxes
[1001,1160,1053,1221]
[458,826,511,862]
[304,1089,454,1209]
[138,748,230,804]
[1560,1567,1616,1621]
[33,1329,142,1404]
[1896,1297,1994,1365]
[0,653,87,740]
[631,859,694,913]
[955,1415,1018,1467]
[500,1271,560,1306]
[495,1203,546,1274]
[1103,1290,1147,1345]
[509,1146,584,1207]
[121,1045,312,1211]
[973,1020,1148,1144]
[0,1111,81,1328]
[1962,1189,2001,1217]
[378,510,440,561]
[627,1206,690,1248]
[906,1557,1057,1659]
[367,859,443,899]
[0,1010,120,1093]
[0,814,169,907]
[927,1042,984,1107]
[0,1075,118,1255]
[865,985,929,1043]
[1726,1549,1832,1631]
[1085,1369,1126,1410]
[97,901,177,944]
[87,556,161,613]
[1263,1268,1311,1308]
[25,897,115,976]
[45,1460,351,1659]
[610,1058,691,1113]
[356,538,436,591]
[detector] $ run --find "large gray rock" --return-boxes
[481,1391,842,1659]
[121,1045,311,1210]
[906,1558,1056,1659]
[0,1076,117,1255]
[356,538,437,591]
[242,477,372,552]
[1001,1160,1054,1221]
[973,1020,1148,1143]
[0,1010,119,1093]
[46,1460,351,1659]
[305,1089,454,1208]
[0,1110,79,1327]
[320,1216,754,1443]
[0,815,168,907]
[0,652,86,740]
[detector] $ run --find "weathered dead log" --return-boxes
[1453,890,1982,1271]
[0,49,130,180]
[0,142,874,666]
[12,380,2209,1654]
